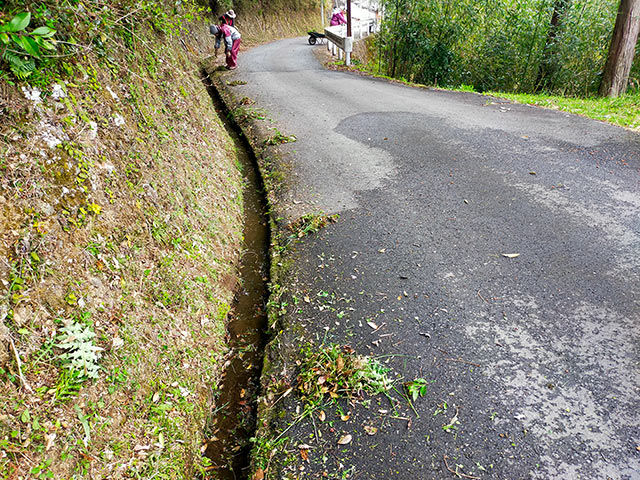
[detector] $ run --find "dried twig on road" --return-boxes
[444,357,481,367]
[443,454,480,479]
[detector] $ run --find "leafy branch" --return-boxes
[0,12,56,79]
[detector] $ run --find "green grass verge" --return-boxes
[483,90,640,130]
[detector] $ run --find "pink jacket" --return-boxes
[214,24,241,50]
[330,11,347,26]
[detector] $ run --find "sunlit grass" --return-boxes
[485,90,640,131]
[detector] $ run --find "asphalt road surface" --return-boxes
[228,38,640,480]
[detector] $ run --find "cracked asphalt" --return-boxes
[226,37,640,479]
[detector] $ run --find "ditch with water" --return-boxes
[203,79,270,480]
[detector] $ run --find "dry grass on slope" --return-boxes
[0,3,244,478]
[237,8,324,47]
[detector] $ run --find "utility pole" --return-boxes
[345,0,352,65]
[321,0,325,27]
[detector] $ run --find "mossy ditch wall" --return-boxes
[202,57,310,480]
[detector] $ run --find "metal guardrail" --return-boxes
[324,18,376,66]
[324,25,348,50]
[324,25,351,65]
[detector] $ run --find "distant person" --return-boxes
[210,23,242,70]
[330,7,347,26]
[224,9,236,27]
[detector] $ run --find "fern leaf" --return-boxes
[2,49,34,78]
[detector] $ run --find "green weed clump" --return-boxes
[297,344,392,407]
[56,321,103,379]
[264,130,297,145]
[0,12,56,80]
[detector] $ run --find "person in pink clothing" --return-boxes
[210,23,241,70]
[224,9,236,26]
[330,7,347,26]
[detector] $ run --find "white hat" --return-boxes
[226,9,236,18]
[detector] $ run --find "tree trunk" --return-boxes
[599,0,640,97]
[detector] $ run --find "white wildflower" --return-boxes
[88,121,98,140]
[38,120,68,149]
[106,86,119,101]
[21,86,42,104]
[51,84,67,100]
[100,163,116,174]
[113,114,125,126]
[41,131,62,149]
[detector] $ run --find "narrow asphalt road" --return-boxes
[228,38,640,480]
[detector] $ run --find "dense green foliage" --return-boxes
[0,12,56,80]
[375,0,637,96]
[0,0,208,85]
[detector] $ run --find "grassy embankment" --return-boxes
[345,37,640,131]
[0,1,323,478]
[0,1,247,478]
[0,0,325,476]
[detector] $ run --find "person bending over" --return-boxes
[210,23,241,70]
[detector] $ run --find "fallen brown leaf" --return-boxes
[336,355,344,372]
[337,434,352,445]
[44,433,56,451]
[252,468,265,480]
